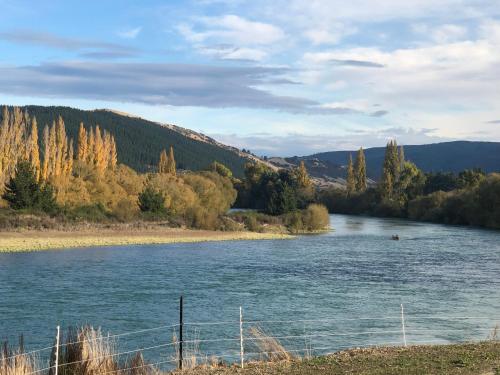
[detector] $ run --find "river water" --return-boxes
[1,214,499,366]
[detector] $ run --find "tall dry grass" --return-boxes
[247,327,292,362]
[54,326,157,375]
[1,337,37,375]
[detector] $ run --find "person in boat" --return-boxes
[392,234,399,240]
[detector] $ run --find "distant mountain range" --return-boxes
[273,141,500,181]
[14,106,255,177]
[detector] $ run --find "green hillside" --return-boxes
[10,106,248,177]
[306,141,500,179]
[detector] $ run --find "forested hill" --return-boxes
[9,106,249,176]
[306,141,500,179]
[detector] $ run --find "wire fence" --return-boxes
[1,302,499,375]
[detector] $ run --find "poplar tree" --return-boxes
[109,136,117,169]
[158,149,168,173]
[87,127,95,164]
[41,125,50,181]
[346,154,356,195]
[66,140,74,177]
[77,123,87,161]
[94,125,106,173]
[381,140,400,198]
[296,161,311,187]
[354,147,367,192]
[166,146,176,175]
[28,117,40,181]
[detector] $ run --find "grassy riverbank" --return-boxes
[181,343,500,375]
[0,226,292,252]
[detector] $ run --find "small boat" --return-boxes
[392,235,400,240]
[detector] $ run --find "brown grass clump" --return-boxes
[0,338,37,375]
[248,327,292,362]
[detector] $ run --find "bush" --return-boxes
[302,204,330,231]
[244,215,262,232]
[63,203,111,222]
[2,161,58,213]
[138,186,165,213]
[112,198,138,222]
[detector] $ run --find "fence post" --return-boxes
[179,296,183,370]
[400,304,407,347]
[239,306,244,368]
[55,325,60,375]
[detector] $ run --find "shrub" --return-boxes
[244,214,262,232]
[112,198,138,222]
[302,204,330,231]
[2,161,58,213]
[64,203,111,222]
[138,186,165,213]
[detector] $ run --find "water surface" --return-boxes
[1,215,499,364]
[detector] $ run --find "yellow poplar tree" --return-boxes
[93,125,106,173]
[109,136,117,169]
[166,146,176,175]
[28,117,41,180]
[87,127,95,164]
[77,122,87,161]
[158,149,168,173]
[41,125,50,181]
[65,140,74,176]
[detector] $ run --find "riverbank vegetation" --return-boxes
[320,140,500,229]
[2,327,499,375]
[0,107,329,237]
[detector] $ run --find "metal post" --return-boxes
[179,296,183,370]
[239,306,244,368]
[55,325,60,375]
[401,304,407,347]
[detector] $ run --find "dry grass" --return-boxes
[1,338,37,375]
[247,327,292,362]
[0,228,291,253]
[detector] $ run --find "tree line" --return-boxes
[320,139,500,229]
[0,107,239,230]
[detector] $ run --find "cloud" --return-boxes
[486,120,500,124]
[304,23,356,45]
[412,23,468,43]
[302,20,500,110]
[320,100,388,116]
[211,126,447,156]
[117,27,142,39]
[330,59,385,68]
[198,44,267,61]
[178,15,285,45]
[370,110,389,117]
[0,30,138,58]
[0,61,335,112]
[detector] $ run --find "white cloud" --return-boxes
[117,27,142,39]
[211,126,449,156]
[199,45,267,61]
[304,23,356,45]
[178,15,285,46]
[303,20,500,108]
[412,23,468,43]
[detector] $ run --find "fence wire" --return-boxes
[3,307,498,375]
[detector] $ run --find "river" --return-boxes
[1,214,499,367]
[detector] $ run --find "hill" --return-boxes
[8,106,251,177]
[293,141,500,180]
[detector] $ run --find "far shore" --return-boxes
[0,227,293,253]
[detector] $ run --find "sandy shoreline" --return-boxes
[0,228,292,252]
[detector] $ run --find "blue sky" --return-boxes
[0,0,499,156]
